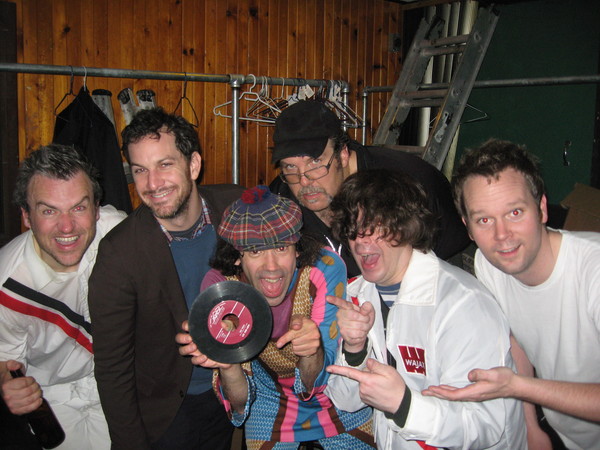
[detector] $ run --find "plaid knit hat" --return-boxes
[218,186,303,252]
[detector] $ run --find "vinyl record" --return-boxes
[188,281,272,364]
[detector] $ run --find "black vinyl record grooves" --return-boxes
[188,281,273,364]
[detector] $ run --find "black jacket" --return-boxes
[54,87,132,213]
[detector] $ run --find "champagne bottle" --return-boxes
[10,369,66,449]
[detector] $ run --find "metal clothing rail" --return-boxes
[0,62,350,184]
[360,74,600,145]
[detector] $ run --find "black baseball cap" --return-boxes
[271,100,341,163]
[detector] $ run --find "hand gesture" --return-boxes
[422,366,516,401]
[327,358,405,414]
[275,314,321,358]
[0,360,43,414]
[176,320,232,370]
[327,295,375,353]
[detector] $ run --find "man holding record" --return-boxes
[177,185,374,449]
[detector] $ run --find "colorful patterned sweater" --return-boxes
[202,247,372,443]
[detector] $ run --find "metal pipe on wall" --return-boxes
[0,63,342,88]
[361,90,369,144]
[230,75,245,185]
[361,74,600,147]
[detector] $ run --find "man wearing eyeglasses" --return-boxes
[269,100,470,278]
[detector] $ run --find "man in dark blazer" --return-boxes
[88,108,244,449]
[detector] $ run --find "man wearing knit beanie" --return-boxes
[177,186,375,449]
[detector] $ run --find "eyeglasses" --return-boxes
[278,153,336,185]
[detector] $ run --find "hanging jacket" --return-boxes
[54,86,132,213]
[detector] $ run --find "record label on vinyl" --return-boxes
[188,281,272,364]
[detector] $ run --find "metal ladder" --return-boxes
[372,5,499,169]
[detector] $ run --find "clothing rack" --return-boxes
[0,62,350,184]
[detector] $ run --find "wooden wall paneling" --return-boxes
[1,0,21,243]
[376,0,388,131]
[295,0,306,79]
[80,1,94,66]
[354,0,367,141]
[242,0,257,188]
[324,1,335,90]
[18,0,30,158]
[312,0,325,80]
[211,0,230,184]
[132,0,147,93]
[10,0,410,189]
[224,0,240,185]
[101,0,120,137]
[275,0,287,79]
[202,0,220,184]
[364,0,376,140]
[244,0,257,188]
[51,0,67,126]
[200,0,215,185]
[255,0,272,187]
[210,0,229,185]
[184,0,208,183]
[149,0,170,110]
[167,2,184,125]
[321,1,332,83]
[346,0,358,102]
[63,0,80,65]
[265,0,282,182]
[164,0,184,113]
[334,0,344,81]
[339,0,350,94]
[242,0,254,188]
[301,0,315,87]
[382,1,401,142]
[109,0,132,133]
[92,0,109,69]
[80,0,93,62]
[14,0,26,162]
[289,1,300,84]
[106,0,124,120]
[33,1,54,153]
[269,0,285,181]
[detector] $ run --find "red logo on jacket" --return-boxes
[398,345,426,375]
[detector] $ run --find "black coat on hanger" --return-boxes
[53,86,132,214]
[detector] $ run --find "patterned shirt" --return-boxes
[203,248,373,443]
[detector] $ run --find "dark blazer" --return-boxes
[88,184,243,449]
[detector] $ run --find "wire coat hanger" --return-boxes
[214,75,275,124]
[173,74,200,127]
[54,66,75,115]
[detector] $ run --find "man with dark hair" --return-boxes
[88,108,243,449]
[424,139,600,449]
[0,144,125,449]
[269,100,470,278]
[177,186,375,449]
[325,169,526,449]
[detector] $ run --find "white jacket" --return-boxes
[326,250,527,449]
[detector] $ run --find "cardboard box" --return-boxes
[560,183,600,232]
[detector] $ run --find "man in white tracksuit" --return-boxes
[0,144,125,449]
[325,170,527,449]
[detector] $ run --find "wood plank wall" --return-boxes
[8,0,404,193]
